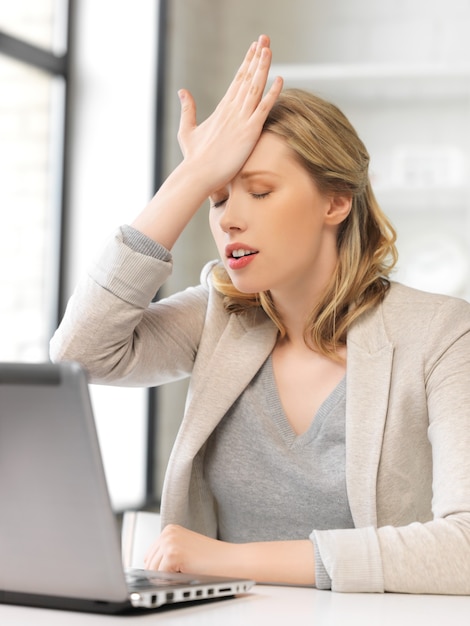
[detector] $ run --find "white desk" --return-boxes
[1,585,470,625]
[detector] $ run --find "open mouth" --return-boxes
[230,249,258,259]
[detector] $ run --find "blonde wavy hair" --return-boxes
[211,89,397,359]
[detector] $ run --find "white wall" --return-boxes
[66,0,157,510]
[66,0,157,279]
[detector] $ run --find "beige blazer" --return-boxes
[50,229,470,594]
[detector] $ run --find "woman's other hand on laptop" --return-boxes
[143,524,315,585]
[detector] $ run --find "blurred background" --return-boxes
[1,0,469,512]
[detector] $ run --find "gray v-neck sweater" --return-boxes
[204,355,354,540]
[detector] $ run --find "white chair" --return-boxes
[121,510,161,569]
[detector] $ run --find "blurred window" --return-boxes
[0,1,68,361]
[0,0,67,52]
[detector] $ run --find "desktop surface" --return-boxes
[1,584,470,625]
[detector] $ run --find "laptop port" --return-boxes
[166,592,174,601]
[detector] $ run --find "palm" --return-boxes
[177,35,283,193]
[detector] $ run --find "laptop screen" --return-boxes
[0,362,130,609]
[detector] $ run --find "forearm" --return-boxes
[131,159,213,250]
[227,539,315,586]
[145,525,315,586]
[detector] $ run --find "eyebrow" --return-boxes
[239,170,282,180]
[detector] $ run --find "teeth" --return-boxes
[232,249,254,258]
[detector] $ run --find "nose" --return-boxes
[218,194,247,234]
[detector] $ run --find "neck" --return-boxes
[269,237,339,349]
[270,273,332,348]
[269,292,317,351]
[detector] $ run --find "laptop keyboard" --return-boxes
[125,569,198,589]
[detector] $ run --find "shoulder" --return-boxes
[383,281,470,321]
[381,281,470,346]
[349,281,470,353]
[199,260,221,290]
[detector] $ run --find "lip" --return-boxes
[225,243,259,258]
[225,243,259,271]
[227,253,258,270]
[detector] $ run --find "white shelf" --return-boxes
[270,63,470,101]
[374,185,468,212]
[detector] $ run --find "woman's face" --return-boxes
[209,132,349,302]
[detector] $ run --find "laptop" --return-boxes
[0,361,254,614]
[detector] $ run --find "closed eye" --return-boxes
[210,198,228,209]
[251,192,270,200]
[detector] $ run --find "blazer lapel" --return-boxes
[346,305,394,528]
[177,313,278,457]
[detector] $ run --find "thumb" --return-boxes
[177,89,196,152]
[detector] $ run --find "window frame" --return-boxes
[0,2,72,341]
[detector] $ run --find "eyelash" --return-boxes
[211,192,270,209]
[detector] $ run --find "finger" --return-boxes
[145,548,163,571]
[224,35,270,102]
[143,547,153,569]
[245,35,271,86]
[244,34,270,82]
[157,554,181,573]
[143,537,164,571]
[250,74,284,123]
[145,544,180,573]
[238,45,273,115]
[233,36,271,107]
[223,41,257,102]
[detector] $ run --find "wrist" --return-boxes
[227,540,315,586]
[130,159,213,249]
[171,157,217,200]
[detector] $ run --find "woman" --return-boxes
[50,35,470,593]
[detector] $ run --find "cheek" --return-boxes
[279,210,317,242]
[208,211,218,238]
[209,214,224,253]
[280,210,324,256]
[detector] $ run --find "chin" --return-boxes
[224,264,273,295]
[229,277,270,295]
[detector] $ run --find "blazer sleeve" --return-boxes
[313,296,470,594]
[50,227,212,387]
